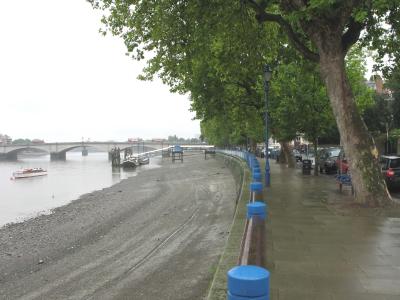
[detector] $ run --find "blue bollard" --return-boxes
[250,181,263,202]
[247,201,267,219]
[250,182,263,192]
[253,172,262,182]
[253,167,261,174]
[227,265,270,300]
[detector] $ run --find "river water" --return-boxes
[0,152,160,227]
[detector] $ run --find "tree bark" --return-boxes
[281,141,295,168]
[316,41,392,206]
[278,142,287,164]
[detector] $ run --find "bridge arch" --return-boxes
[3,147,49,160]
[1,141,173,161]
[58,145,109,154]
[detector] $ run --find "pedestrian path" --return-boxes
[265,162,400,300]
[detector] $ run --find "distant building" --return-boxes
[31,139,45,144]
[128,138,143,143]
[365,75,394,101]
[0,134,12,145]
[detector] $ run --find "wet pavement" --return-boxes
[265,162,400,300]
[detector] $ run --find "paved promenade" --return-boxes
[265,162,400,300]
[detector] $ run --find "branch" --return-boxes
[244,0,319,62]
[342,17,366,54]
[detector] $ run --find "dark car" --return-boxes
[318,147,341,174]
[380,155,400,190]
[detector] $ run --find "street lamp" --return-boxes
[264,64,272,187]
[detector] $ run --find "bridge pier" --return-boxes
[82,147,88,156]
[2,152,18,161]
[50,152,66,161]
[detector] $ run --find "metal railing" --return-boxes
[133,145,216,159]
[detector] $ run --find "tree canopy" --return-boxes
[89,0,399,206]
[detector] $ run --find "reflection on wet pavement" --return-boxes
[265,162,400,300]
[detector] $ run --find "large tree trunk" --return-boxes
[278,142,287,164]
[316,42,392,206]
[281,141,295,168]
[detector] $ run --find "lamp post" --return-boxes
[264,64,272,187]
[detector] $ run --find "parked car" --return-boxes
[318,147,341,174]
[380,155,400,190]
[301,149,316,167]
[336,149,349,174]
[269,147,281,159]
[293,149,302,162]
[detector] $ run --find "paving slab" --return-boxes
[265,161,400,299]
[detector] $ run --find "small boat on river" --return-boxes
[139,156,150,165]
[13,168,47,179]
[121,156,139,168]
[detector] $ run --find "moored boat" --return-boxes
[139,156,150,165]
[13,168,47,179]
[121,156,139,168]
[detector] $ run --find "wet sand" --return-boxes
[0,153,237,299]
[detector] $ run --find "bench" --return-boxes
[172,145,183,162]
[335,174,354,194]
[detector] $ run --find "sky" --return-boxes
[0,0,200,142]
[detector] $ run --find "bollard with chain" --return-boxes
[253,172,262,182]
[250,182,263,202]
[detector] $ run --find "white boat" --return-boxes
[121,156,139,168]
[139,156,150,165]
[13,168,47,179]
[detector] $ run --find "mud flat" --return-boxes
[0,153,238,300]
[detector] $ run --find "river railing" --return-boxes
[134,145,216,159]
[216,149,270,300]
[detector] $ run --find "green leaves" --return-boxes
[88,0,397,147]
[269,56,335,143]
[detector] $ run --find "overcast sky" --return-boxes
[0,0,200,142]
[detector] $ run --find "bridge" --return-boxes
[0,141,205,160]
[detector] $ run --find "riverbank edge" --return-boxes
[206,153,250,300]
[0,169,136,230]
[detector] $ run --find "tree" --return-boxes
[386,65,400,129]
[241,0,398,206]
[269,46,371,174]
[363,94,393,134]
[12,138,31,145]
[89,0,397,206]
[201,117,233,147]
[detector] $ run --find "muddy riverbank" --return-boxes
[0,153,238,299]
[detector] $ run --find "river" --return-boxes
[0,152,160,227]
